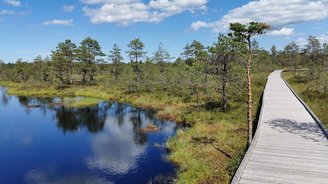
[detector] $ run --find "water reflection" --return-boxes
[86,117,147,175]
[25,169,114,184]
[130,108,148,144]
[0,89,177,184]
[1,89,10,106]
[9,95,109,133]
[114,103,126,126]
[54,103,110,133]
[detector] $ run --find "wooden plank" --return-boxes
[254,147,328,156]
[250,154,328,165]
[255,144,328,150]
[242,172,328,184]
[245,164,328,179]
[239,178,270,184]
[241,174,304,184]
[248,160,328,173]
[252,150,328,161]
[250,158,328,169]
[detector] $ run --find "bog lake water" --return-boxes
[0,87,177,184]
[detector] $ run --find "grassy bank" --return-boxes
[283,72,328,128]
[0,72,269,183]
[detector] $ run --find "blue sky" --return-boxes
[1,0,328,63]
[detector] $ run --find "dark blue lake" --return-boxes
[0,88,177,184]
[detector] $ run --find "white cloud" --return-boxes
[296,33,328,46]
[190,21,208,31]
[191,0,328,33]
[0,9,15,15]
[149,0,207,15]
[81,0,136,4]
[43,19,74,26]
[83,2,153,25]
[296,37,307,46]
[82,0,207,25]
[318,32,328,43]
[268,27,294,36]
[63,5,75,12]
[3,0,21,7]
[54,32,65,36]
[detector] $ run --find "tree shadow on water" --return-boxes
[265,118,327,143]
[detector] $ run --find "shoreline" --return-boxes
[0,77,267,183]
[0,81,185,123]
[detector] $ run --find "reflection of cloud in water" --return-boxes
[0,128,34,145]
[24,169,113,184]
[156,121,176,135]
[86,116,147,175]
[21,135,33,145]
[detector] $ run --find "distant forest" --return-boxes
[0,30,327,107]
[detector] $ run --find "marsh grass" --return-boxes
[166,72,267,183]
[0,71,268,183]
[62,97,102,107]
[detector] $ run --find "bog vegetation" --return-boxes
[0,22,327,183]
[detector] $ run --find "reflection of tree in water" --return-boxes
[114,103,127,127]
[13,95,177,142]
[1,91,10,106]
[17,96,55,107]
[17,96,56,115]
[144,109,156,120]
[14,96,110,133]
[18,96,29,106]
[54,102,110,133]
[130,108,147,145]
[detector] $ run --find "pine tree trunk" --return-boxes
[247,37,253,146]
[222,62,228,111]
[69,66,73,84]
[222,81,227,111]
[81,70,87,85]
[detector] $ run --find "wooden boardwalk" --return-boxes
[232,70,328,184]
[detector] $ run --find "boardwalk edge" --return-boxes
[281,71,328,139]
[230,73,269,184]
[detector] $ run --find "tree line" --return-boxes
[0,35,250,106]
[0,22,327,144]
[271,35,328,96]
